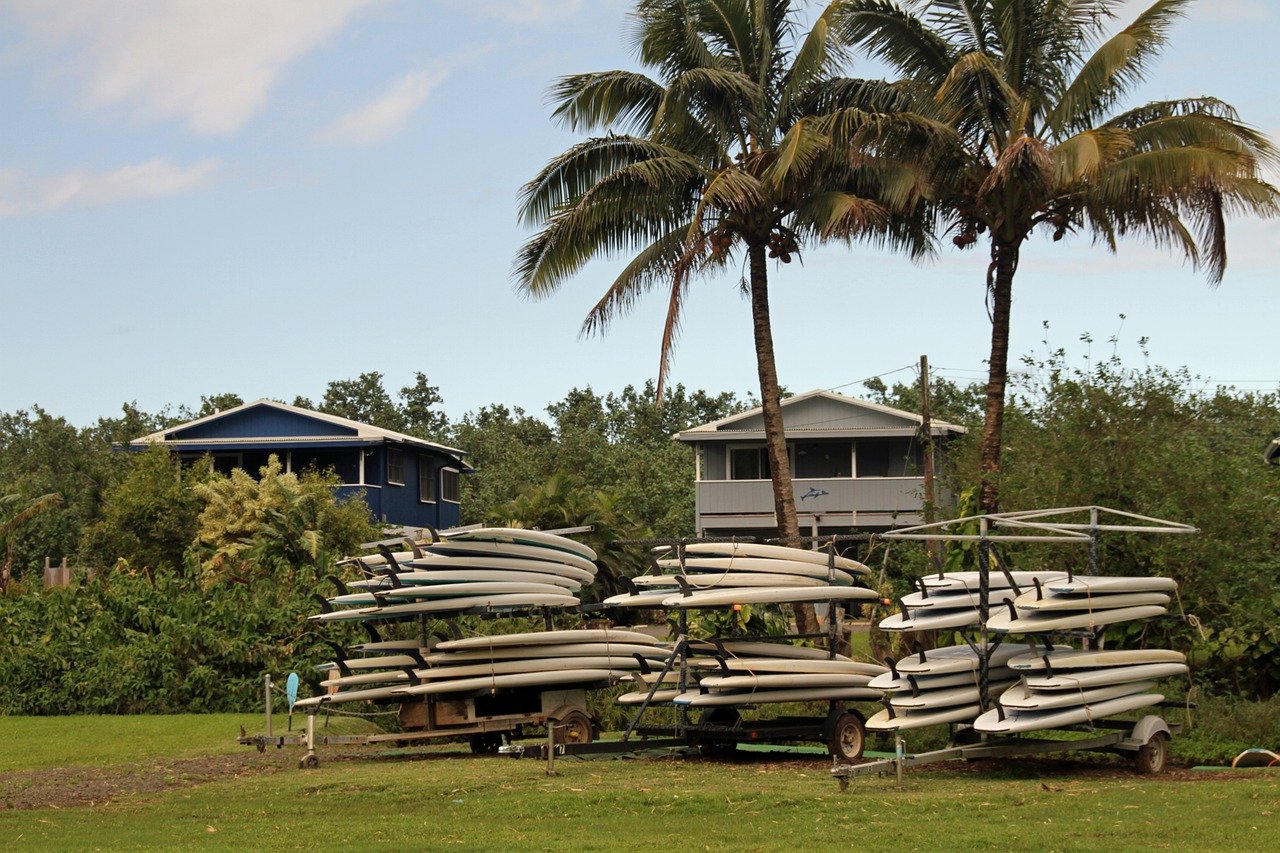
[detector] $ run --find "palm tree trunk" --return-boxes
[748,243,817,637]
[979,240,1019,513]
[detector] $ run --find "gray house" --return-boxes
[675,389,967,537]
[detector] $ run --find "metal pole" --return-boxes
[895,734,905,787]
[264,674,273,739]
[546,722,556,776]
[920,355,939,572]
[977,517,990,712]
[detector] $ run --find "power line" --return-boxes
[825,364,916,393]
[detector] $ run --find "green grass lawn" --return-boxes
[1,715,1277,851]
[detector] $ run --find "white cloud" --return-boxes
[443,0,584,24]
[2,0,381,135]
[318,66,449,146]
[0,158,219,216]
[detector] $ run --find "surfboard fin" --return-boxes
[619,575,639,595]
[326,575,349,596]
[884,657,899,678]
[632,654,652,674]
[311,593,332,614]
[907,674,920,698]
[363,623,383,645]
[675,575,693,597]
[404,538,424,559]
[880,698,897,719]
[399,666,421,687]
[323,641,351,677]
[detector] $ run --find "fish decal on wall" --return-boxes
[799,487,830,502]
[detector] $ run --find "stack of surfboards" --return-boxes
[296,629,671,708]
[308,528,596,623]
[986,575,1176,634]
[604,542,879,610]
[864,643,1066,731]
[614,640,887,708]
[973,647,1187,733]
[878,571,1068,632]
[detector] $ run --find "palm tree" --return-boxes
[0,492,63,594]
[835,0,1278,511]
[516,0,929,561]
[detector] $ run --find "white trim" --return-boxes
[358,449,366,485]
[673,388,967,439]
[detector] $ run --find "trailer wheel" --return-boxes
[469,733,503,755]
[555,711,594,744]
[698,708,741,757]
[828,712,866,763]
[1134,732,1168,775]
[299,754,319,770]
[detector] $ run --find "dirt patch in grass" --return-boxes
[0,750,299,810]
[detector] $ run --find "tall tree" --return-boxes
[516,0,929,562]
[837,0,1278,511]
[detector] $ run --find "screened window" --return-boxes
[419,458,436,503]
[441,468,460,503]
[728,446,792,480]
[387,449,405,485]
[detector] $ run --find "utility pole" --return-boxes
[920,355,939,572]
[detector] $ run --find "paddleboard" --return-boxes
[1045,576,1178,594]
[686,657,885,676]
[918,571,1068,591]
[618,688,682,705]
[673,686,882,706]
[442,527,597,561]
[889,680,1017,710]
[346,639,429,653]
[899,588,1015,609]
[1006,648,1186,671]
[997,680,1157,711]
[328,581,571,606]
[426,642,672,664]
[310,593,580,622]
[394,668,617,696]
[892,643,1051,675]
[698,673,877,690]
[662,586,878,608]
[678,542,870,574]
[878,608,983,632]
[436,629,662,650]
[1012,591,1171,612]
[685,640,852,662]
[658,557,855,584]
[348,568,581,591]
[987,604,1168,633]
[1020,661,1188,690]
[402,554,596,583]
[865,703,982,731]
[974,692,1165,734]
[869,669,985,692]
[423,539,598,573]
[632,572,829,588]
[602,590,681,607]
[294,684,405,707]
[413,656,654,681]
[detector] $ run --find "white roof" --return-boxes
[130,398,466,458]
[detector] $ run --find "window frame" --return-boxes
[386,448,405,486]
[418,456,436,503]
[441,467,461,503]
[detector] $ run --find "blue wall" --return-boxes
[175,406,357,440]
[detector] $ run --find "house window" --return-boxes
[441,468,460,503]
[795,441,852,479]
[387,449,405,485]
[419,457,436,503]
[728,446,793,480]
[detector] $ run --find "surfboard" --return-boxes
[698,673,877,691]
[310,593,580,622]
[1006,648,1186,671]
[441,527,597,561]
[435,629,663,650]
[686,657,886,676]
[425,642,672,664]
[673,686,882,706]
[676,542,870,574]
[1044,576,1178,594]
[865,703,982,731]
[401,554,597,583]
[918,571,1068,591]
[899,588,1016,609]
[878,608,984,632]
[1012,591,1171,612]
[1019,661,1188,690]
[986,604,1168,633]
[662,585,878,608]
[889,680,1017,710]
[869,669,986,692]
[684,640,852,662]
[348,568,582,592]
[414,656,655,682]
[974,692,1165,734]
[602,590,681,607]
[658,557,856,584]
[997,680,1157,711]
[423,539,598,573]
[631,572,830,588]
[892,643,1050,675]
[321,652,425,671]
[328,581,572,606]
[322,670,415,689]
[617,688,682,705]
[394,668,617,696]
[346,639,430,653]
[294,684,406,707]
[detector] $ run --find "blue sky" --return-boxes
[2,0,1277,427]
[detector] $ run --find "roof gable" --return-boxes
[676,388,966,440]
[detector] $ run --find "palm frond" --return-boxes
[580,227,693,337]
[549,71,667,134]
[834,0,955,84]
[1053,127,1132,187]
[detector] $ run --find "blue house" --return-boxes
[130,399,470,529]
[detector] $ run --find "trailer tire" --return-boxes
[1134,731,1168,775]
[697,708,741,758]
[828,712,866,763]
[470,732,503,755]
[299,754,319,769]
[555,710,594,745]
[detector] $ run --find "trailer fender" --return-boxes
[1126,715,1171,748]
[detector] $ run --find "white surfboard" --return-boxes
[403,554,597,583]
[602,589,681,607]
[889,680,1017,710]
[632,572,829,588]
[348,569,582,592]
[1012,591,1171,612]
[869,669,984,692]
[426,642,672,664]
[423,539,599,573]
[987,604,1168,633]
[1020,661,1188,690]
[919,571,1068,591]
[294,684,406,707]
[899,588,1016,609]
[892,643,1051,675]
[328,581,572,606]
[878,608,983,632]
[617,688,682,705]
[410,656,655,682]
[673,686,882,706]
[673,542,870,574]
[310,593,580,622]
[1045,576,1178,594]
[436,629,663,651]
[321,652,425,671]
[441,527,597,561]
[1006,648,1186,671]
[346,639,430,654]
[865,703,982,731]
[662,585,878,608]
[698,673,877,691]
[394,668,617,696]
[685,640,852,662]
[997,680,1157,711]
[686,657,886,676]
[659,557,856,584]
[974,692,1165,734]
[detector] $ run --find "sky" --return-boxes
[1,0,1277,428]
